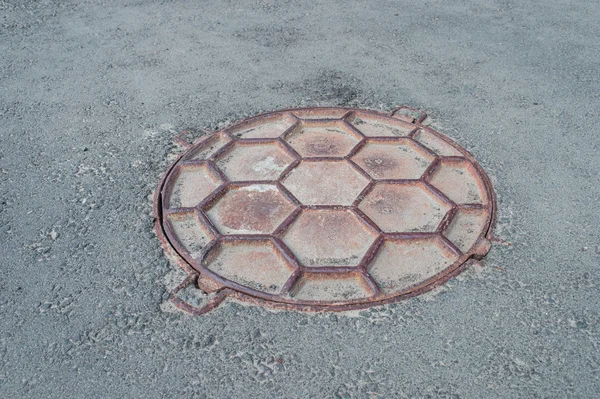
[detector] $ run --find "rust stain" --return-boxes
[363,156,399,178]
[208,186,295,234]
[304,136,342,156]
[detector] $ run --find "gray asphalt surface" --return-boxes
[1,0,599,398]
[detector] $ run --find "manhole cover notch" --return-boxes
[155,106,496,314]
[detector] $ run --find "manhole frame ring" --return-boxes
[153,106,497,313]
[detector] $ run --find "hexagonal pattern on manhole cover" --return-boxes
[155,107,496,314]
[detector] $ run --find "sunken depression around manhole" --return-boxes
[154,106,496,314]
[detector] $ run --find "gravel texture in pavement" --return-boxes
[1,1,599,398]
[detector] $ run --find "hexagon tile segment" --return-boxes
[358,183,452,232]
[291,272,374,302]
[281,160,370,206]
[165,163,222,208]
[348,112,415,137]
[443,207,489,253]
[204,239,295,294]
[368,236,459,294]
[284,120,362,158]
[166,211,214,259]
[228,113,297,139]
[185,132,232,161]
[215,142,296,181]
[412,129,463,157]
[427,159,488,205]
[282,209,378,267]
[351,141,435,180]
[205,184,297,235]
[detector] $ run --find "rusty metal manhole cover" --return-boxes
[154,107,496,314]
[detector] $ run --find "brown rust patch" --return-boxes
[206,185,296,235]
[282,209,378,267]
[281,160,370,206]
[358,183,452,233]
[351,141,434,180]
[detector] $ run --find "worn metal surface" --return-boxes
[154,106,496,314]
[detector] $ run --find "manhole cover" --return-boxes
[154,107,496,314]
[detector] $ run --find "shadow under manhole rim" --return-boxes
[154,106,497,315]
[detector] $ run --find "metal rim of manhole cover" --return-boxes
[154,106,496,315]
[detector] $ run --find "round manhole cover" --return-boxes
[155,107,496,314]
